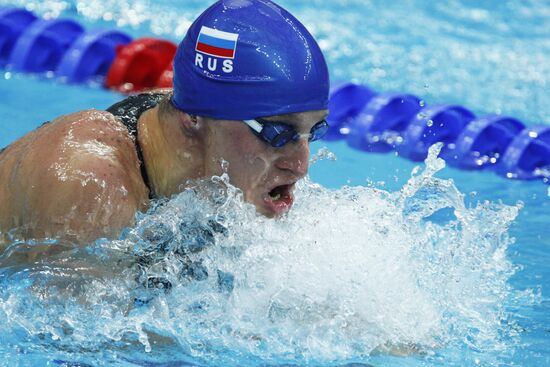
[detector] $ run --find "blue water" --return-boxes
[1,0,549,366]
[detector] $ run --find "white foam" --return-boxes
[0,145,523,365]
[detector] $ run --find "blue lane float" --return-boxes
[347,93,421,153]
[1,6,549,184]
[451,115,525,170]
[325,82,375,141]
[0,8,37,66]
[56,29,132,83]
[498,125,550,180]
[9,18,84,72]
[398,104,475,162]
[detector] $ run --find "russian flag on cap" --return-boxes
[196,26,238,59]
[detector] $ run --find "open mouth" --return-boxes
[263,184,294,215]
[268,185,287,201]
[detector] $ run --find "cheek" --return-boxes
[207,128,273,187]
[227,141,271,187]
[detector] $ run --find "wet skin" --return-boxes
[0,109,150,247]
[0,91,326,250]
[199,112,327,217]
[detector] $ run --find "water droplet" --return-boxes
[419,100,425,107]
[122,82,134,91]
[310,147,337,164]
[220,159,229,172]
[4,72,11,80]
[426,120,433,127]
[417,112,427,119]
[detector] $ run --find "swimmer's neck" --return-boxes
[137,106,204,198]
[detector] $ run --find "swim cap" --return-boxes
[171,0,329,120]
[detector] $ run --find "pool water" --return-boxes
[0,1,549,366]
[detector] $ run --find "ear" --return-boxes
[179,112,205,138]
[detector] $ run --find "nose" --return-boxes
[274,138,310,178]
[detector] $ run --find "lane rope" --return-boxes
[2,7,549,183]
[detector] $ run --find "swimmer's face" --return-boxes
[202,110,327,217]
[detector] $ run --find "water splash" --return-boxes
[0,146,522,366]
[310,146,338,164]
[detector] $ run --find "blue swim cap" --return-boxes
[171,0,329,120]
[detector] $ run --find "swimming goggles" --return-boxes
[243,118,329,148]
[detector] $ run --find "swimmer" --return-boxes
[0,0,329,249]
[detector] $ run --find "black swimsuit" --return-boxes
[106,92,166,198]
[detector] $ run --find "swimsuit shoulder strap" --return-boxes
[106,92,166,198]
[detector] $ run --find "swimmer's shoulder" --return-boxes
[0,109,150,244]
[3,109,143,178]
[3,109,133,154]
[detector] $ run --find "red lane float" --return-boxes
[156,63,174,88]
[105,38,177,93]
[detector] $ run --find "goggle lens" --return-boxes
[247,118,328,148]
[309,120,329,142]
